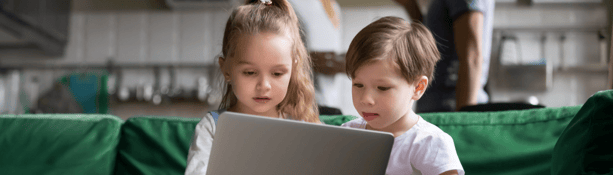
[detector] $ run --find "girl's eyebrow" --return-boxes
[237,61,289,68]
[237,61,253,65]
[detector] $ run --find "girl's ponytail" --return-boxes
[243,0,299,23]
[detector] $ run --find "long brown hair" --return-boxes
[217,0,319,123]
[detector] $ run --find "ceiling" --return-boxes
[335,0,398,7]
[71,0,401,11]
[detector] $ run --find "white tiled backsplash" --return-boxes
[0,3,609,114]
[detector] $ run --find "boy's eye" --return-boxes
[243,71,256,75]
[353,83,363,88]
[377,86,391,91]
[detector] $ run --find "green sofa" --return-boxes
[1,90,611,175]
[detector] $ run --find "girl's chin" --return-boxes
[249,105,277,114]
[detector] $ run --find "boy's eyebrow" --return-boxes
[352,77,393,83]
[374,78,393,83]
[272,64,291,68]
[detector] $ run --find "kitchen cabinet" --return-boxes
[0,0,71,56]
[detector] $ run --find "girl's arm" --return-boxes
[185,115,217,175]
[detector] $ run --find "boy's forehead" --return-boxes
[357,57,401,72]
[354,58,403,78]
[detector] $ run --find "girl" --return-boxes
[185,0,319,174]
[341,16,464,175]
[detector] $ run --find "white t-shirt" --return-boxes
[185,111,218,175]
[185,110,300,175]
[341,117,464,175]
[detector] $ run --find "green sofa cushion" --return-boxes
[418,105,582,175]
[114,116,201,175]
[320,115,357,126]
[552,90,613,175]
[0,114,122,175]
[113,114,356,175]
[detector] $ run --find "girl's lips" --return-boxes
[362,112,379,121]
[253,97,271,103]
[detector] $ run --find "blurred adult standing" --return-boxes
[394,0,495,112]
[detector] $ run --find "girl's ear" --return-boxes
[219,57,230,81]
[412,76,428,100]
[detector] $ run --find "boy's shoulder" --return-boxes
[395,116,454,148]
[412,116,450,137]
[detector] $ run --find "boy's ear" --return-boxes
[412,76,428,100]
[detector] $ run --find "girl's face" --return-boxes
[221,32,294,118]
[351,58,426,133]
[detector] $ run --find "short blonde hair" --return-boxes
[345,16,440,85]
[218,0,319,123]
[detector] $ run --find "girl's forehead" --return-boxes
[230,32,294,67]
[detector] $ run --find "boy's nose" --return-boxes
[360,92,375,106]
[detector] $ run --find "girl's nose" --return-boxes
[256,75,272,91]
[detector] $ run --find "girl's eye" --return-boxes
[377,86,391,91]
[243,71,256,75]
[353,83,363,88]
[273,72,284,76]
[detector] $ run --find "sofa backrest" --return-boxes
[551,90,613,175]
[0,106,585,175]
[420,105,582,175]
[0,114,123,175]
[114,116,201,175]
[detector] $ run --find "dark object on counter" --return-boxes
[35,82,83,114]
[318,105,342,115]
[459,102,545,112]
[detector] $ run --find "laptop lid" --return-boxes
[206,112,394,175]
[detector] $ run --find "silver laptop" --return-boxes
[206,111,394,175]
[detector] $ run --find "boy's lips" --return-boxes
[253,96,271,103]
[362,112,379,121]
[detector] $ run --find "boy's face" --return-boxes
[221,32,293,117]
[352,58,425,131]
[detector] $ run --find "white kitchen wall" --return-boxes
[487,4,608,107]
[0,10,231,115]
[0,2,610,115]
[339,3,609,108]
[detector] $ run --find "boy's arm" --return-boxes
[453,11,484,111]
[411,134,464,175]
[440,170,459,175]
[392,0,423,23]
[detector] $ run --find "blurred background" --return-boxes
[0,0,610,119]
